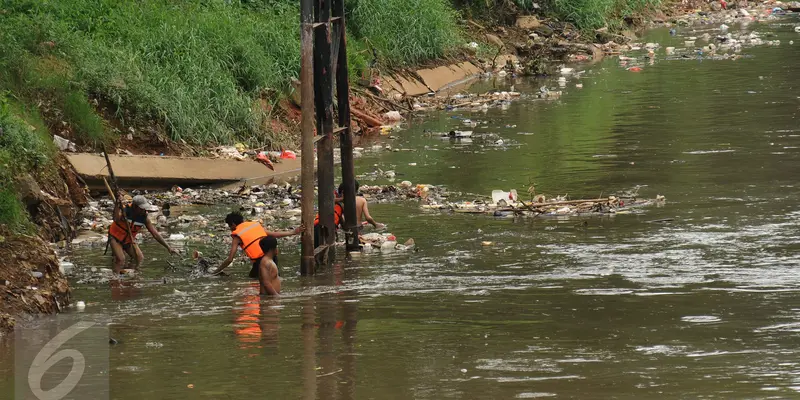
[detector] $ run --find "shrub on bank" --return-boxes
[549,0,662,31]
[456,0,661,31]
[347,0,463,66]
[0,94,55,233]
[0,0,302,147]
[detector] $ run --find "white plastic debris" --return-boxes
[383,111,403,121]
[53,135,77,152]
[491,189,518,205]
[216,146,246,161]
[168,234,186,241]
[59,261,74,275]
[76,301,86,311]
[380,240,397,252]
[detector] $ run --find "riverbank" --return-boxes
[1,0,798,332]
[16,11,800,396]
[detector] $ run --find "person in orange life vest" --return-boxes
[313,192,344,249]
[213,212,303,277]
[108,195,178,273]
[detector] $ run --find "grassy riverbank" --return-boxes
[0,0,664,233]
[0,0,462,149]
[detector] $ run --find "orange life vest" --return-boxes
[108,205,146,244]
[232,221,268,261]
[314,203,343,227]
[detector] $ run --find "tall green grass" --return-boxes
[0,0,303,146]
[0,93,55,233]
[0,0,468,147]
[548,0,661,31]
[455,0,661,31]
[348,0,463,66]
[0,0,443,147]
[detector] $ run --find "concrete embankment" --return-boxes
[66,154,303,191]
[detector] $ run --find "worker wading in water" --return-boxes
[313,193,344,249]
[213,212,303,277]
[108,195,178,273]
[335,181,384,231]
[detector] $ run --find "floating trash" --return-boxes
[681,315,722,323]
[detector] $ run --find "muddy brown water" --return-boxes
[2,19,800,399]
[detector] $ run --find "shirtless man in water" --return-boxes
[337,181,383,229]
[256,236,281,296]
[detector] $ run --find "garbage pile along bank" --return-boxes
[72,183,447,250]
[421,189,666,217]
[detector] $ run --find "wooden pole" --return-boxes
[332,0,359,252]
[101,146,137,253]
[300,0,315,276]
[314,0,336,266]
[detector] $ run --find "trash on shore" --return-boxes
[53,135,77,152]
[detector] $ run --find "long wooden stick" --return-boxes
[102,177,116,202]
[102,176,116,256]
[101,145,136,249]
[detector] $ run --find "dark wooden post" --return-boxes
[300,0,315,275]
[331,0,359,252]
[313,0,336,265]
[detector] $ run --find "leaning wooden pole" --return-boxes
[332,0,359,252]
[313,0,336,266]
[101,145,136,253]
[300,0,315,275]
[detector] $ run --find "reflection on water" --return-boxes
[2,18,800,398]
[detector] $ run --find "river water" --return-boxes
[2,17,800,399]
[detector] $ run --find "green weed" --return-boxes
[348,0,463,66]
[0,93,54,233]
[63,91,106,144]
[0,188,28,233]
